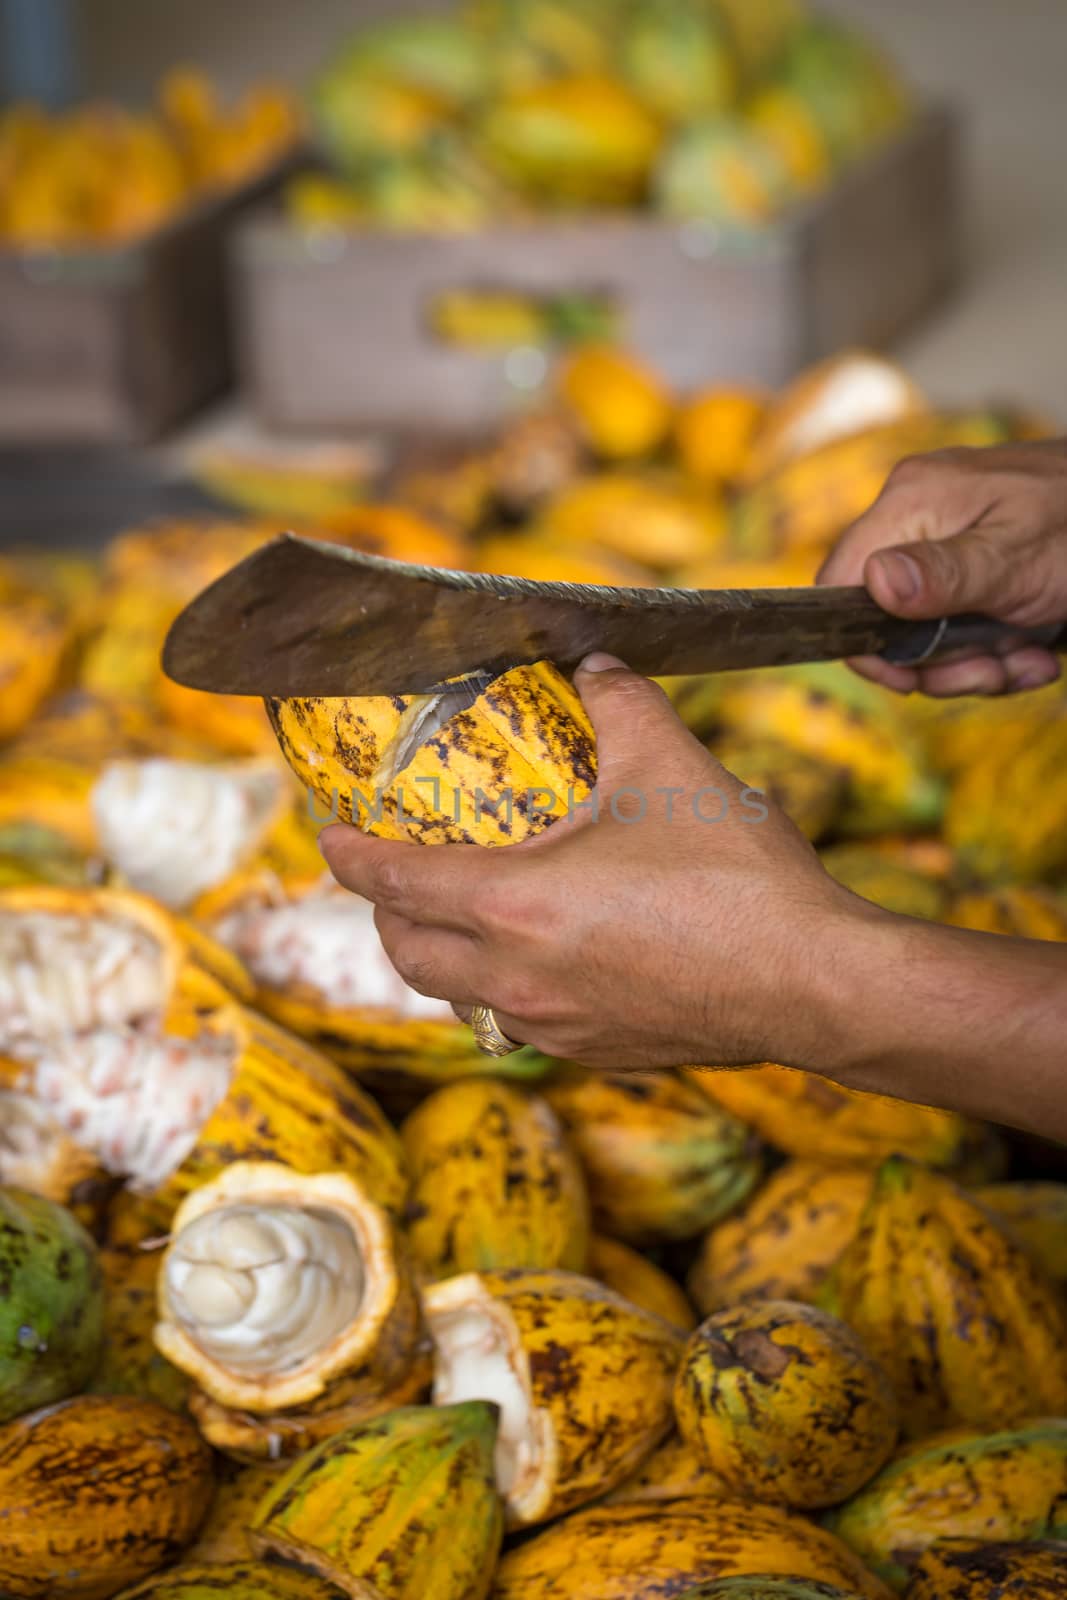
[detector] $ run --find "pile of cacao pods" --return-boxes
[0,71,301,249]
[290,0,911,237]
[1,344,1066,1599]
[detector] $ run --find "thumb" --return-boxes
[864,528,1018,619]
[574,653,699,788]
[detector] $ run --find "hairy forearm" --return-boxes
[805,908,1067,1141]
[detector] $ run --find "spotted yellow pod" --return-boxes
[711,664,943,835]
[0,1394,214,1600]
[424,1266,682,1526]
[689,1064,977,1171]
[152,1007,409,1224]
[546,1068,762,1244]
[676,1584,873,1600]
[250,1402,502,1600]
[824,1419,1067,1592]
[88,1243,190,1413]
[401,1079,590,1279]
[184,1461,287,1564]
[493,1498,893,1599]
[587,1233,696,1332]
[602,1429,728,1505]
[267,661,596,845]
[675,1299,898,1510]
[976,1181,1067,1285]
[819,1156,1067,1438]
[688,1160,872,1316]
[902,1539,1067,1600]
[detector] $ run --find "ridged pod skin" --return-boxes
[689,1065,974,1171]
[948,886,1067,941]
[184,1461,286,1564]
[424,1267,682,1525]
[945,714,1067,882]
[729,413,1011,560]
[819,844,948,920]
[0,1393,215,1600]
[152,1007,408,1225]
[401,1080,590,1278]
[688,1161,872,1316]
[250,1402,503,1600]
[677,1584,871,1600]
[88,1243,190,1412]
[674,1299,898,1510]
[587,1234,697,1331]
[820,1157,1067,1438]
[902,1539,1067,1599]
[602,1429,728,1505]
[976,1181,1067,1284]
[267,661,596,846]
[114,1563,349,1600]
[492,1498,894,1599]
[710,735,845,842]
[156,1164,422,1443]
[824,1420,1067,1592]
[545,1069,762,1243]
[0,1187,103,1423]
[712,665,942,835]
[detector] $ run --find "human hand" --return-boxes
[319,657,861,1071]
[817,438,1067,695]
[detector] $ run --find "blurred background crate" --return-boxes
[0,161,293,445]
[235,107,959,435]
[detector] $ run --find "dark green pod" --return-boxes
[0,1186,103,1423]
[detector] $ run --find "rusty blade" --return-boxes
[162,532,914,697]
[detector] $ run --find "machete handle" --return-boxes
[881,616,1067,667]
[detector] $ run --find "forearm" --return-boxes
[806,907,1067,1141]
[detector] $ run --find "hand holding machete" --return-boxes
[322,439,1067,1144]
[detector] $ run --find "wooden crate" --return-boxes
[0,161,293,445]
[235,106,962,435]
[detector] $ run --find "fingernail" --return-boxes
[578,652,627,673]
[874,550,922,603]
[1012,665,1060,691]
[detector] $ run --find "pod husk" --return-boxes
[424,1267,682,1526]
[492,1497,893,1599]
[0,1393,214,1600]
[250,1402,503,1600]
[267,660,596,846]
[402,1079,590,1278]
[156,1164,423,1456]
[674,1299,898,1510]
[819,1156,1067,1437]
